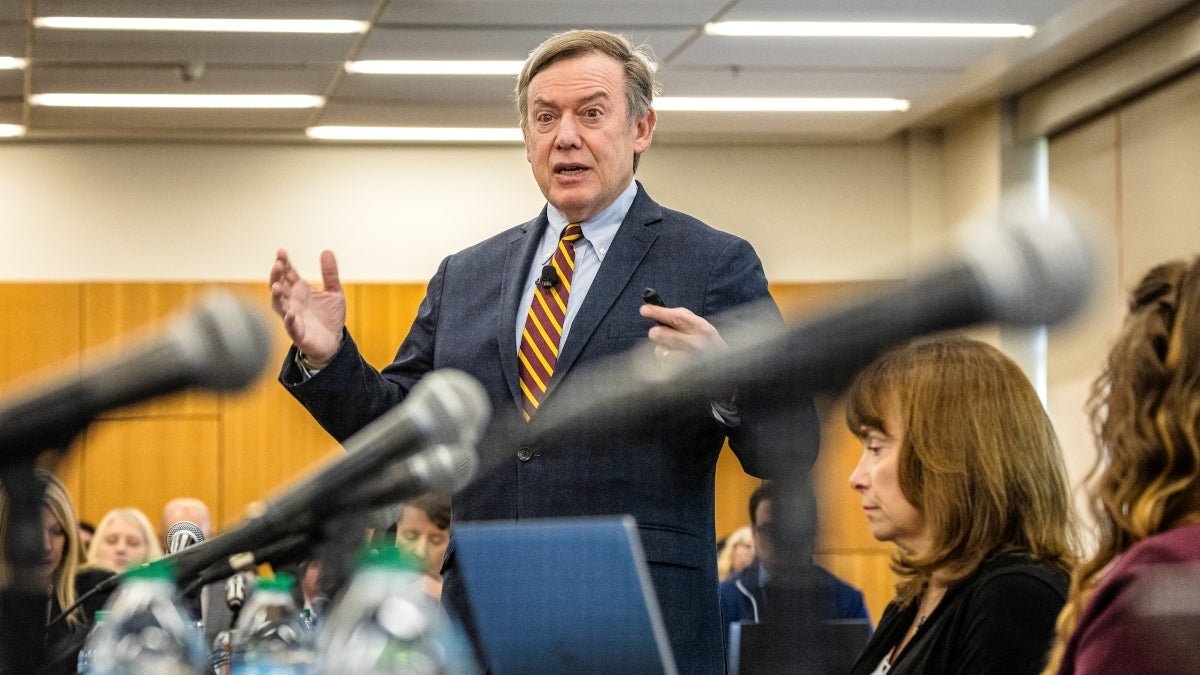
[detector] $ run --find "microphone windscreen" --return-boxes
[958,189,1095,326]
[172,292,275,391]
[167,520,205,554]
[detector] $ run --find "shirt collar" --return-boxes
[544,180,636,262]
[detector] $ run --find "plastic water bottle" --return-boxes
[230,573,316,674]
[76,610,108,674]
[210,628,232,675]
[86,558,209,674]
[316,547,478,675]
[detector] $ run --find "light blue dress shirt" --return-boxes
[513,180,637,351]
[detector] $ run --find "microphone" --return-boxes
[0,291,272,456]
[332,443,478,514]
[538,265,560,289]
[526,189,1097,438]
[183,532,314,596]
[181,443,478,594]
[165,369,490,588]
[166,520,205,554]
[225,573,247,613]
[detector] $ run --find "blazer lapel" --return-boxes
[498,212,548,407]
[550,185,662,385]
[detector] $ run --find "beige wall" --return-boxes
[0,140,913,284]
[1044,67,1200,536]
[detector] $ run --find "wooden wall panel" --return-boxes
[351,284,427,371]
[217,282,340,530]
[0,284,82,390]
[76,417,220,530]
[0,284,84,496]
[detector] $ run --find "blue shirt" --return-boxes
[513,180,636,351]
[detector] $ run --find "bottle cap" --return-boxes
[356,545,421,571]
[255,572,295,593]
[123,557,178,581]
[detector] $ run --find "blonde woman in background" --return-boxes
[717,525,755,581]
[1046,258,1200,674]
[85,507,162,572]
[0,469,91,671]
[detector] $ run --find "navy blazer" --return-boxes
[281,184,820,673]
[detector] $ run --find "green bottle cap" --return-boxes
[255,572,295,593]
[123,557,177,581]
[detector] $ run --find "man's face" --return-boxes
[161,499,212,544]
[523,52,655,224]
[752,499,774,571]
[395,505,449,580]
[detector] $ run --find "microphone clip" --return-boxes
[537,265,560,289]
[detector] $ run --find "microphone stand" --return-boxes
[748,471,827,674]
[0,461,53,675]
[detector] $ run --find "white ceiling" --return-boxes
[0,0,1194,143]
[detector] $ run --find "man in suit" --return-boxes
[269,29,819,673]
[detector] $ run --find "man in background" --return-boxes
[160,497,232,647]
[720,482,870,661]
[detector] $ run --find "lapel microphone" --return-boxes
[538,265,560,289]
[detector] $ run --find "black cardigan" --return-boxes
[848,554,1068,675]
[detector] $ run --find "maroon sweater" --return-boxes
[1058,523,1200,674]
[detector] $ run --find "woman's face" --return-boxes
[729,537,755,574]
[849,404,929,555]
[38,506,66,588]
[94,517,147,571]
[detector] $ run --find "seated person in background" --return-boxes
[161,497,233,647]
[719,481,869,640]
[0,469,89,674]
[395,493,451,598]
[84,507,162,573]
[76,520,94,564]
[845,336,1077,675]
[160,496,212,544]
[76,507,163,616]
[1045,258,1200,674]
[295,557,329,620]
[716,524,755,581]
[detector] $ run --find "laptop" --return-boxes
[453,516,678,675]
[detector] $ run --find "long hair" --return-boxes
[85,507,163,570]
[846,335,1077,604]
[1044,257,1200,672]
[0,469,84,627]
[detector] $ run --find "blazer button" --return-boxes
[516,446,533,462]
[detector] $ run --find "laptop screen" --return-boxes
[453,516,678,675]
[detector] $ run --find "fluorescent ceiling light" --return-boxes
[0,124,26,138]
[31,93,324,108]
[347,60,525,75]
[308,126,524,142]
[653,97,910,112]
[0,57,26,70]
[705,21,1036,38]
[34,17,368,33]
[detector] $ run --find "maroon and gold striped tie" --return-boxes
[518,223,584,420]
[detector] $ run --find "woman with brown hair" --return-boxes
[1046,258,1200,673]
[845,335,1076,674]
